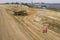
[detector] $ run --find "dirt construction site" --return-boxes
[0,4,60,40]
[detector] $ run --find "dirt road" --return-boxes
[0,8,30,40]
[0,8,60,40]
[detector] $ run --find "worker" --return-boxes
[42,24,49,33]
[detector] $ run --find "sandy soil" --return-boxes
[0,5,60,40]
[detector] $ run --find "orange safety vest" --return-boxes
[43,26,48,30]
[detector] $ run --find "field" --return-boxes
[0,4,60,40]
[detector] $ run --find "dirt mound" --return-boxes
[4,4,37,15]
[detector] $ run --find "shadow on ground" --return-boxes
[13,11,28,16]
